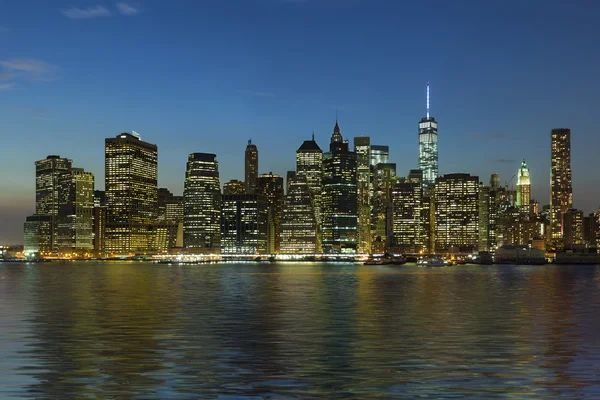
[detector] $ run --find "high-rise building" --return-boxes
[245,140,258,194]
[93,190,106,256]
[478,184,490,252]
[434,173,479,253]
[57,168,94,253]
[183,153,221,253]
[296,134,323,252]
[391,181,423,253]
[583,212,599,248]
[550,128,572,248]
[418,83,439,189]
[516,159,531,208]
[563,208,584,249]
[286,171,296,194]
[354,136,372,254]
[490,173,500,189]
[223,179,245,195]
[257,173,284,253]
[155,188,183,252]
[105,132,158,254]
[24,214,53,255]
[321,121,358,253]
[221,194,268,254]
[280,177,318,254]
[371,163,396,253]
[370,145,389,167]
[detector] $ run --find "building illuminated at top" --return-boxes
[516,159,531,208]
[296,134,323,251]
[550,128,572,247]
[105,132,158,254]
[418,83,438,189]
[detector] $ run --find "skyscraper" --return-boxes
[563,209,584,249]
[550,128,572,247]
[371,163,396,253]
[183,153,221,253]
[296,134,323,252]
[57,168,94,253]
[105,132,158,254]
[321,121,358,253]
[354,136,372,254]
[434,173,479,253]
[257,172,284,253]
[370,145,389,167]
[221,194,268,254]
[245,140,258,194]
[223,179,245,195]
[280,177,318,254]
[391,180,423,253]
[516,159,531,208]
[418,83,439,188]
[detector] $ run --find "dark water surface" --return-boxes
[1,262,599,399]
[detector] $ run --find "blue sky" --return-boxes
[1,0,600,243]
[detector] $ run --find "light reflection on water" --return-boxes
[0,262,599,399]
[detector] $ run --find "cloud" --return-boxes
[0,58,58,81]
[61,5,111,19]
[238,90,276,98]
[117,2,140,15]
[0,83,16,90]
[495,159,517,164]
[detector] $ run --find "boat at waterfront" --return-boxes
[417,257,451,267]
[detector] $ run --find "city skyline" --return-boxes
[3,0,600,243]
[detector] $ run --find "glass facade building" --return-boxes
[280,178,318,254]
[296,134,323,252]
[550,128,572,247]
[321,121,358,253]
[257,173,284,253]
[221,194,268,254]
[391,181,423,253]
[418,83,438,189]
[354,136,372,254]
[370,145,389,167]
[245,140,258,194]
[183,153,221,253]
[105,132,158,254]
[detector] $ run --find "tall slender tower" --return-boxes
[296,133,323,252]
[516,159,531,208]
[183,153,221,253]
[105,132,158,254]
[245,140,258,194]
[550,128,572,246]
[418,83,438,189]
[354,136,372,253]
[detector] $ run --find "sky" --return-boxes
[1,0,600,244]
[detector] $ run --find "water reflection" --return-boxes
[0,262,598,398]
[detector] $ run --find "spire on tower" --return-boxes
[426,82,430,119]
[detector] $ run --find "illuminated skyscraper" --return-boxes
[418,83,438,188]
[354,136,372,253]
[516,159,531,208]
[391,180,423,253]
[434,173,479,253]
[245,140,258,194]
[105,132,158,254]
[183,153,221,253]
[296,134,323,251]
[257,172,284,253]
[322,121,358,253]
[550,128,572,247]
[223,179,245,195]
[57,168,94,253]
[371,163,396,253]
[370,145,389,167]
[563,209,584,249]
[280,177,318,254]
[221,194,268,254]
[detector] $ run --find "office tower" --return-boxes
[391,180,423,253]
[156,188,183,252]
[296,134,323,252]
[490,173,500,189]
[321,121,358,253]
[370,145,389,167]
[24,215,53,254]
[516,159,531,208]
[105,132,158,254]
[354,136,372,253]
[286,171,296,194]
[550,128,572,247]
[583,212,599,248]
[418,83,439,189]
[31,155,73,250]
[157,188,183,222]
[245,140,258,194]
[280,177,318,254]
[57,168,94,253]
[221,194,268,254]
[563,209,584,249]
[478,184,490,252]
[94,190,106,207]
[223,179,245,195]
[434,173,479,253]
[422,189,435,254]
[371,163,396,253]
[257,172,284,253]
[183,153,221,253]
[93,205,106,257]
[500,206,540,246]
[408,169,423,185]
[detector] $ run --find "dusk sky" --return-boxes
[1,0,600,243]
